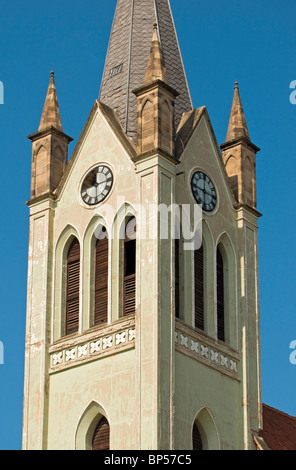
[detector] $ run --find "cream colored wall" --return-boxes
[47,350,138,450]
[173,113,261,449]
[53,107,138,340]
[176,115,239,348]
[24,105,261,450]
[174,352,243,450]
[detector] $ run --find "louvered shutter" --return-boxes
[123,218,136,316]
[192,423,203,450]
[66,239,80,335]
[94,235,108,326]
[217,247,225,342]
[92,416,110,451]
[175,239,180,318]
[123,273,136,316]
[194,245,204,330]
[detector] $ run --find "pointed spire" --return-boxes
[144,24,168,86]
[98,0,192,143]
[38,71,63,132]
[225,81,250,142]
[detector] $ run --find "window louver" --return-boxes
[217,247,225,342]
[123,218,136,316]
[94,235,108,326]
[66,239,80,335]
[175,238,180,318]
[92,416,110,450]
[194,245,204,330]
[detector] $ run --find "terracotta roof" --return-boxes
[259,404,296,450]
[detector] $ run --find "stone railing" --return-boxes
[175,319,240,380]
[49,316,135,373]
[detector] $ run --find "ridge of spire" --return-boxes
[38,71,63,132]
[225,81,250,142]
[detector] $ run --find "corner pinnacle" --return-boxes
[225,81,250,142]
[143,24,168,86]
[38,71,63,132]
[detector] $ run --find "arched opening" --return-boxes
[94,228,109,326]
[225,155,239,200]
[175,237,180,318]
[141,99,154,153]
[192,407,220,450]
[75,401,110,450]
[215,234,237,348]
[65,238,80,335]
[216,246,225,342]
[194,243,204,330]
[243,156,254,206]
[123,217,136,317]
[54,225,80,341]
[92,416,110,450]
[192,422,203,450]
[34,144,47,196]
[160,99,172,154]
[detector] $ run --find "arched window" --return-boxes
[192,407,220,450]
[65,238,80,335]
[94,229,108,326]
[192,423,203,450]
[175,238,180,318]
[216,247,225,342]
[141,100,154,153]
[123,217,136,316]
[194,244,204,330]
[92,416,110,450]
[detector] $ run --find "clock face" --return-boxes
[81,165,113,206]
[191,171,217,212]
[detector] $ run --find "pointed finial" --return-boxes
[38,71,63,132]
[225,81,250,142]
[143,23,168,86]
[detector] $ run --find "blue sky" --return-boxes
[0,0,296,450]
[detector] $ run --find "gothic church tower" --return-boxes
[23,0,263,450]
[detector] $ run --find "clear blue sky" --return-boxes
[0,0,296,450]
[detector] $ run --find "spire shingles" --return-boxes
[99,0,192,143]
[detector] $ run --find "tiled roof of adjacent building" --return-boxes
[99,0,192,144]
[259,404,296,450]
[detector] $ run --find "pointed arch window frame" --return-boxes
[122,216,137,317]
[53,226,81,342]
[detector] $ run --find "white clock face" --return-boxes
[81,166,113,206]
[191,171,217,212]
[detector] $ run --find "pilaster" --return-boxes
[22,197,55,449]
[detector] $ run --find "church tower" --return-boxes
[23,0,263,450]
